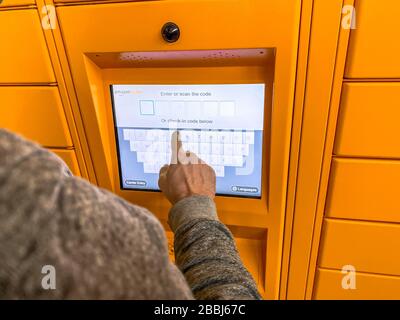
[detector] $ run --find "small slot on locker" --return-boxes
[86,48,273,68]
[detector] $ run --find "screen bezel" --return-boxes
[109,83,266,199]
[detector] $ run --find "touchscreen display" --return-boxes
[111,84,265,198]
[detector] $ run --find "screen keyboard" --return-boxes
[122,128,255,177]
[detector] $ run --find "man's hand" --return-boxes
[158,132,216,205]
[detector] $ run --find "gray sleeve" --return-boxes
[169,196,262,300]
[0,129,193,299]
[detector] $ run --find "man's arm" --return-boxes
[159,134,262,300]
[0,129,193,299]
[170,196,261,300]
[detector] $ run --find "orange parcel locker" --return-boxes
[56,0,301,299]
[345,0,400,79]
[0,87,73,147]
[0,9,55,84]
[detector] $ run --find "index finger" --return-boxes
[170,131,183,164]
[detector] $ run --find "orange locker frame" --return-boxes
[37,0,96,181]
[281,0,354,299]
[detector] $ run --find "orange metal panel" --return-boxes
[0,9,55,83]
[345,0,400,78]
[36,0,96,182]
[314,268,400,300]
[304,0,356,299]
[0,0,35,6]
[285,0,345,299]
[319,219,400,276]
[335,83,400,158]
[52,149,81,176]
[0,87,73,147]
[280,0,314,299]
[326,158,400,223]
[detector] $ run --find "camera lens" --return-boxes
[161,22,180,43]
